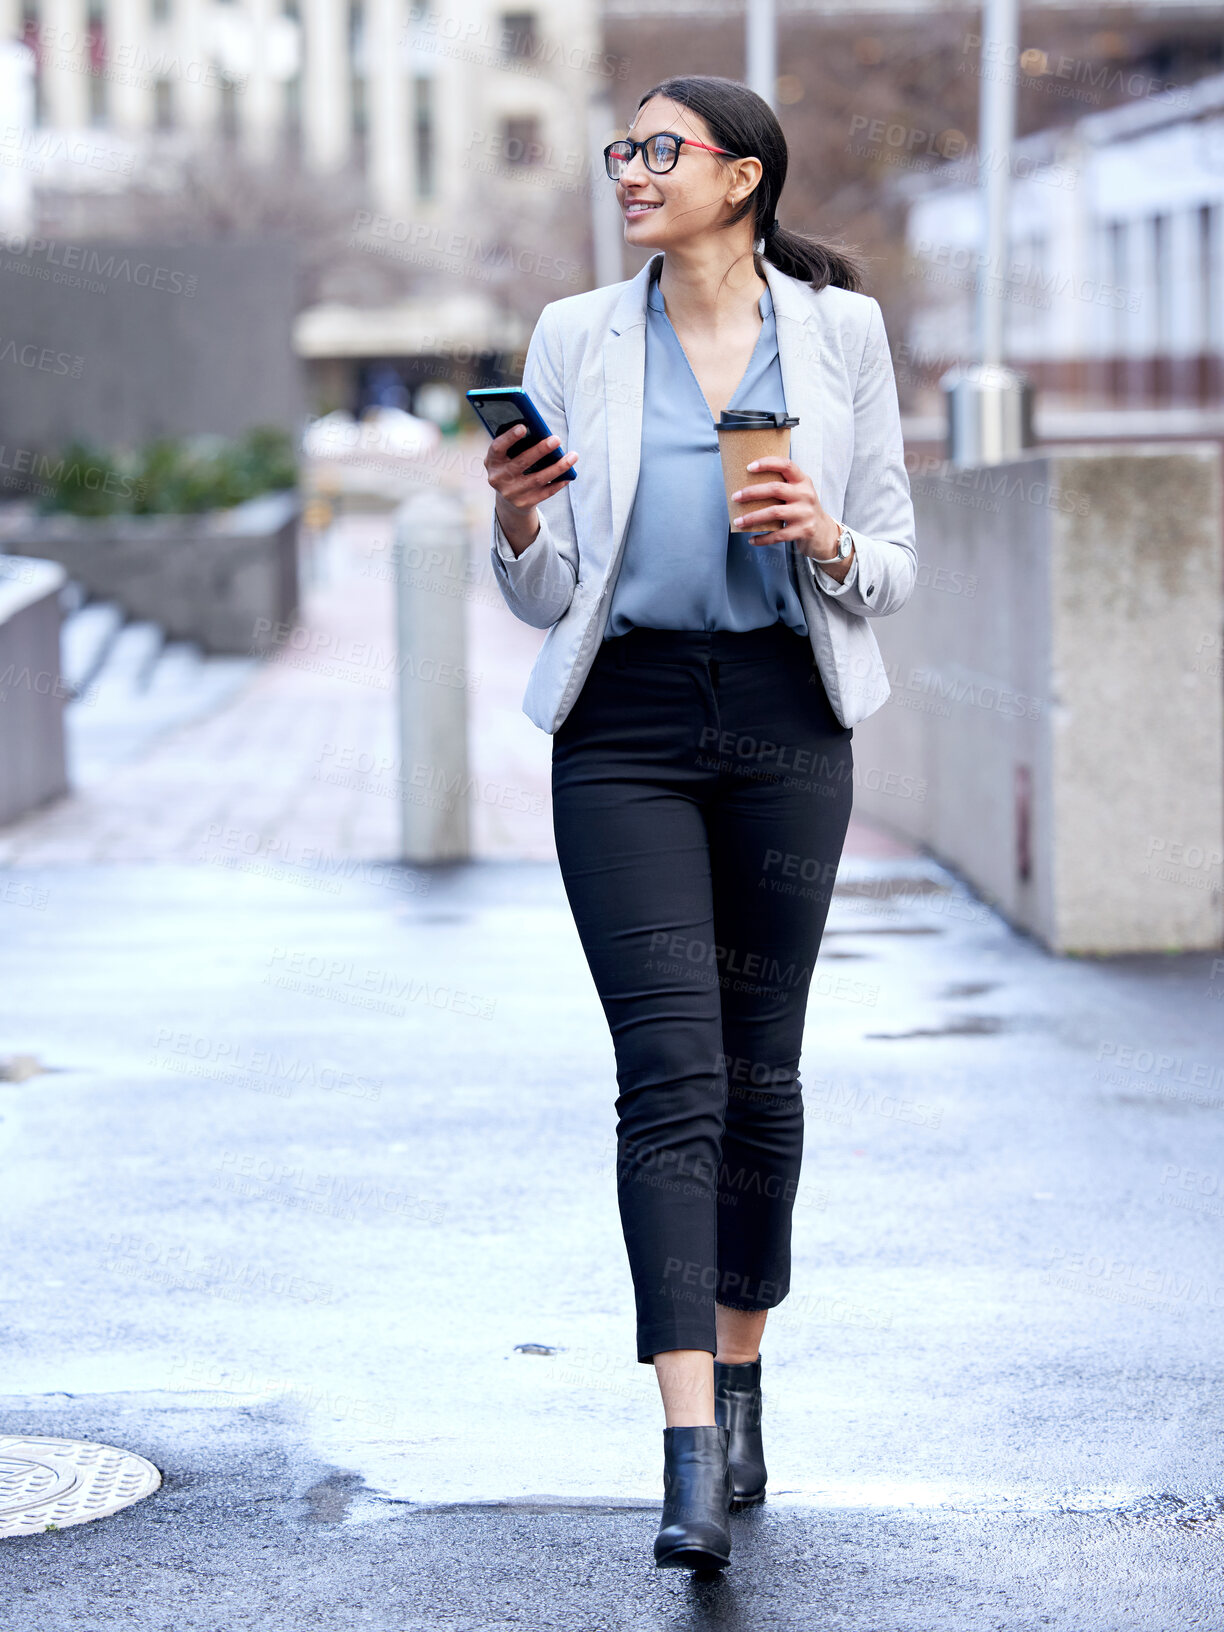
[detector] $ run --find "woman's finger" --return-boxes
[506,432,563,466]
[746,456,804,483]
[731,503,803,531]
[495,449,578,506]
[730,480,792,504]
[490,434,569,480]
[490,424,532,456]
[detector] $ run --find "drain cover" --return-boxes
[0,1436,161,1537]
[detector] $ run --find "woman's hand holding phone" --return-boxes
[485,426,578,558]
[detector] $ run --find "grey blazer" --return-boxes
[489,250,917,733]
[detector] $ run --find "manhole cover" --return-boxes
[0,1436,161,1537]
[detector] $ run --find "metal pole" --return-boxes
[978,0,1018,368]
[940,0,1034,466]
[745,0,776,108]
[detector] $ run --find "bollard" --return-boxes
[393,489,471,863]
[940,362,1035,466]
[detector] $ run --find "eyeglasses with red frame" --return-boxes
[603,132,740,180]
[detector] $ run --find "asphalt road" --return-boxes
[2,855,1223,1629]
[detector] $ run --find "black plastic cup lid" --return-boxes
[716,409,800,429]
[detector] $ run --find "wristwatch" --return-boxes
[815,523,854,567]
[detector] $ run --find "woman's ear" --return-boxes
[728,155,763,207]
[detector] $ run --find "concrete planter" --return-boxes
[850,444,1224,955]
[0,492,299,657]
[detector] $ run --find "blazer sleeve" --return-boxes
[805,296,917,619]
[488,302,581,630]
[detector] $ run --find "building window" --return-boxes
[414,74,434,199]
[501,114,541,167]
[220,77,239,139]
[349,0,366,138]
[1151,212,1170,354]
[154,77,174,130]
[87,3,107,125]
[500,11,537,60]
[21,3,42,124]
[1010,233,1044,355]
[1200,203,1219,352]
[284,0,302,144]
[1106,219,1127,355]
[284,72,301,142]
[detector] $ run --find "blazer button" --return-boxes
[867,583,876,595]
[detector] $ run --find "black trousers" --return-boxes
[551,622,855,1363]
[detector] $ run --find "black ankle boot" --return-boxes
[714,1357,767,1507]
[653,1425,733,1570]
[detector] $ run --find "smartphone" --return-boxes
[466,387,577,482]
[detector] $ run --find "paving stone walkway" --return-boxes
[0,492,917,867]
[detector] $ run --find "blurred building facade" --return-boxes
[1,0,604,217]
[8,0,1224,419]
[904,70,1224,410]
[0,0,612,412]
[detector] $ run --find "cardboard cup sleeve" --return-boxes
[716,411,800,535]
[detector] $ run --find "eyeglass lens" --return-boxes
[606,134,681,177]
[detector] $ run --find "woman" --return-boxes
[483,74,916,1572]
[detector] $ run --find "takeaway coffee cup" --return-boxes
[716,409,800,534]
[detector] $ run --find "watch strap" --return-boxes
[813,523,853,568]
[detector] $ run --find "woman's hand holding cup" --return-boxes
[731,457,853,582]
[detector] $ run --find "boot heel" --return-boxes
[653,1425,733,1571]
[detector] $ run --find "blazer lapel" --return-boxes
[599,254,823,568]
[602,254,657,565]
[764,257,824,502]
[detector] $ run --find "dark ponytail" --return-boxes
[760,224,862,294]
[634,74,863,295]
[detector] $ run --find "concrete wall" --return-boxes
[0,238,304,456]
[2,494,299,656]
[851,445,1224,954]
[0,556,69,826]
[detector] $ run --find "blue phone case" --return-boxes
[466,387,577,482]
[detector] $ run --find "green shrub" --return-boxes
[40,426,298,516]
[40,440,135,518]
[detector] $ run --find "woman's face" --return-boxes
[616,95,751,250]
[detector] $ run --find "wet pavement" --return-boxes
[3,852,1224,1627]
[6,1393,1224,1632]
[3,489,1224,1625]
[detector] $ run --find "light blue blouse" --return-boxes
[604,262,808,640]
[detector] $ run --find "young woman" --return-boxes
[483,74,916,1572]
